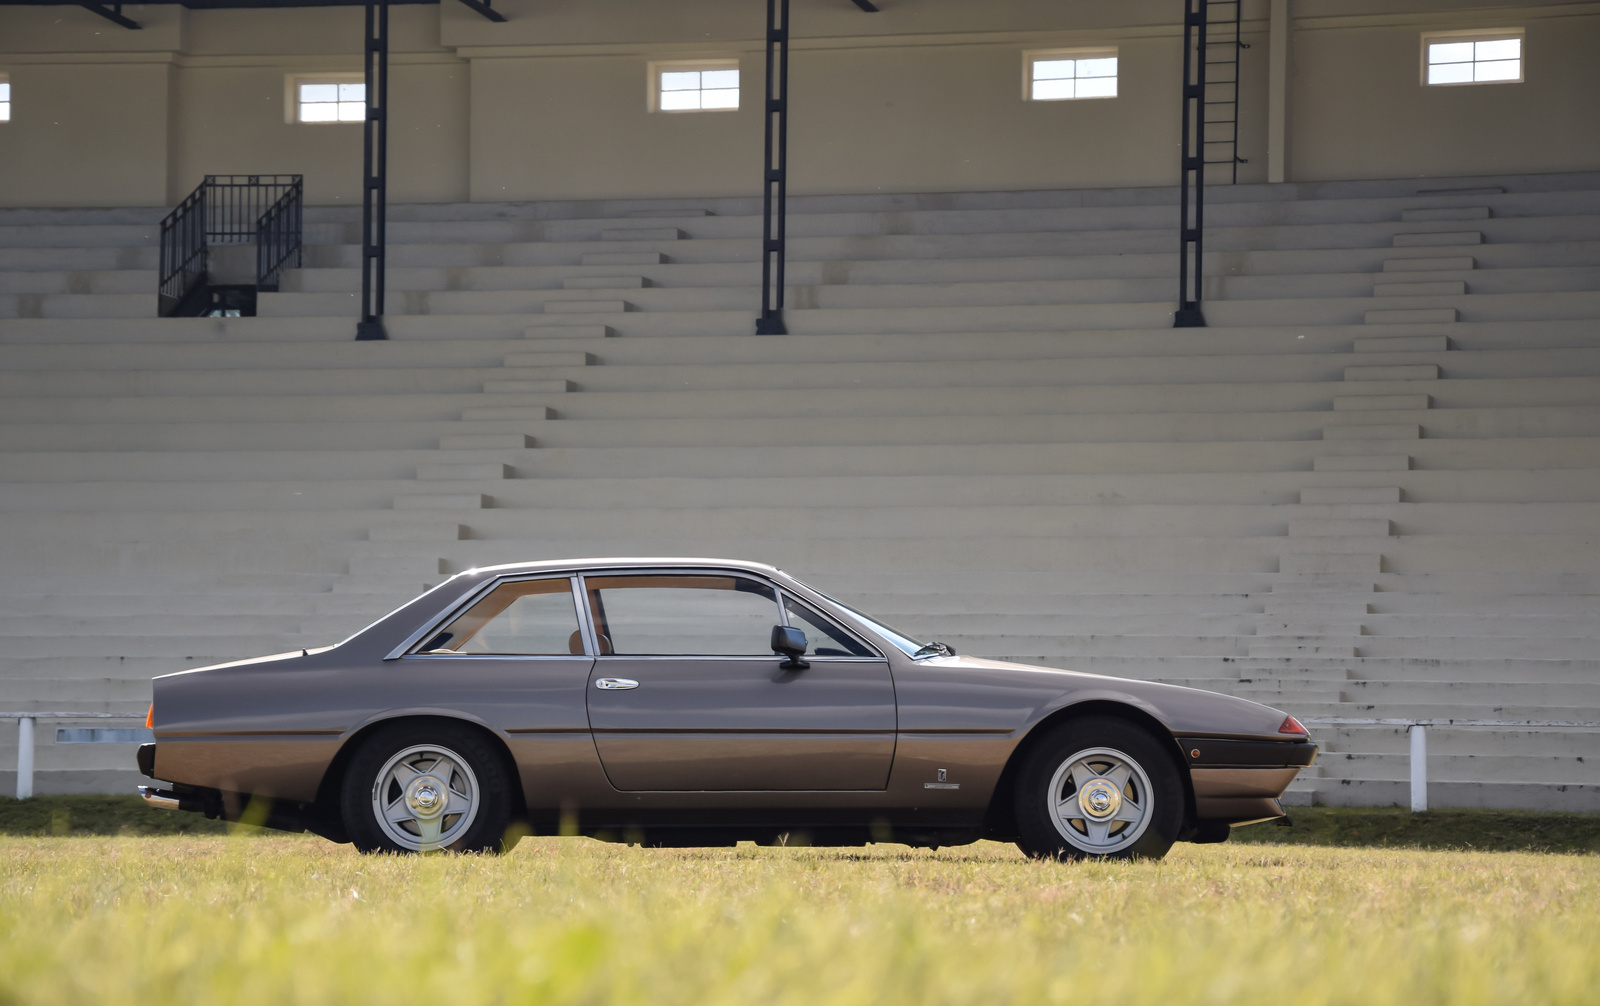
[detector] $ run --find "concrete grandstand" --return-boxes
[0,0,1595,808]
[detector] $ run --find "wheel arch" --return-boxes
[982,699,1196,841]
[312,713,528,822]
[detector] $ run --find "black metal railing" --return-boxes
[256,183,304,292]
[158,175,303,316]
[158,183,208,317]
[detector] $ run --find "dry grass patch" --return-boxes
[0,835,1595,1005]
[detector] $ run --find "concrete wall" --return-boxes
[0,0,1593,206]
[1290,7,1600,181]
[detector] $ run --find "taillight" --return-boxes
[145,704,154,730]
[1278,715,1308,735]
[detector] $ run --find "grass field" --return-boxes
[1,831,1595,1006]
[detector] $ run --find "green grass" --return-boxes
[0,835,1596,1006]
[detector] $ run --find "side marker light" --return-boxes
[145,704,154,730]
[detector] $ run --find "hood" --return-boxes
[921,654,1303,741]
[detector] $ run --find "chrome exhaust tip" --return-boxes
[137,785,182,811]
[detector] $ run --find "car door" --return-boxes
[581,571,897,791]
[394,574,595,754]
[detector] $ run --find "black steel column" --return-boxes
[755,0,790,335]
[357,0,389,341]
[1175,0,1207,328]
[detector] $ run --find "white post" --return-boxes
[1408,723,1427,813]
[15,717,35,800]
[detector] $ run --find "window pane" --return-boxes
[587,575,778,656]
[1427,41,1475,64]
[0,104,8,122]
[700,69,739,90]
[1076,57,1118,78]
[422,579,581,655]
[337,102,366,121]
[1032,59,1074,81]
[1427,62,1474,85]
[0,83,10,101]
[659,89,700,111]
[338,82,366,102]
[300,103,339,122]
[1474,38,1520,61]
[700,88,739,109]
[783,597,873,657]
[660,71,700,91]
[300,83,338,103]
[1474,58,1520,82]
[1032,78,1075,100]
[1075,76,1117,98]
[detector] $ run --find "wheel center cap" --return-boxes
[406,775,449,819]
[1078,779,1122,820]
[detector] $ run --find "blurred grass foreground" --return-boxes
[1,831,1597,1006]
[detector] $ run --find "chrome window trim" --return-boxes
[386,573,585,661]
[776,588,885,660]
[575,567,887,660]
[591,654,886,663]
[402,653,594,662]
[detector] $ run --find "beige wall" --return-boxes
[1290,12,1600,181]
[0,0,1594,207]
[469,37,1190,201]
[173,59,469,206]
[0,61,174,207]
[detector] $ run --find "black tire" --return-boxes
[1013,716,1183,861]
[340,720,518,855]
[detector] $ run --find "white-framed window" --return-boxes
[650,60,739,113]
[290,75,366,123]
[1025,49,1118,101]
[0,77,10,122]
[1422,30,1523,86]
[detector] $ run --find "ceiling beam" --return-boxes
[455,0,506,22]
[80,2,142,28]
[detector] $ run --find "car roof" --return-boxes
[461,557,789,578]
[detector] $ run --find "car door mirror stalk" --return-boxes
[771,625,810,670]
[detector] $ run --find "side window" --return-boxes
[584,575,779,655]
[418,578,582,656]
[783,596,875,657]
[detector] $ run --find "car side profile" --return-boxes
[138,558,1317,860]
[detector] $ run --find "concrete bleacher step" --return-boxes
[2,172,1598,799]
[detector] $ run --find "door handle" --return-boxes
[594,677,639,691]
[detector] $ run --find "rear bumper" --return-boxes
[1178,736,1318,824]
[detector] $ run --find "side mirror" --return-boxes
[771,625,810,670]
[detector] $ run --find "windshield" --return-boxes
[803,587,926,658]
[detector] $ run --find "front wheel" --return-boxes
[1013,716,1183,861]
[341,721,517,855]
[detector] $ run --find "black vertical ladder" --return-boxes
[756,0,790,336]
[1202,0,1247,184]
[357,0,389,341]
[1175,0,1208,328]
[1175,0,1248,329]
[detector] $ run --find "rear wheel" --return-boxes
[1013,716,1183,861]
[341,721,517,855]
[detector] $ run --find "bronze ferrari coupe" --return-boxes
[137,558,1316,859]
